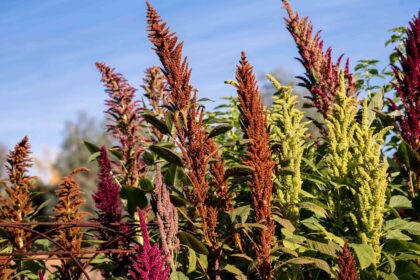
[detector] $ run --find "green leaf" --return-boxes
[149,144,184,167]
[306,239,340,258]
[224,264,245,278]
[299,202,327,218]
[14,270,39,280]
[165,111,174,134]
[33,239,52,251]
[373,109,400,130]
[178,231,209,255]
[22,260,46,274]
[386,229,412,241]
[83,140,100,154]
[170,271,189,280]
[384,218,408,231]
[368,68,380,76]
[143,113,171,135]
[378,271,399,280]
[287,257,314,265]
[230,253,253,262]
[389,195,412,209]
[187,247,197,274]
[349,243,375,269]
[397,141,420,172]
[198,253,208,272]
[108,146,123,160]
[395,253,420,261]
[301,217,322,232]
[368,90,384,126]
[394,261,420,280]
[169,195,188,207]
[306,257,331,274]
[88,151,100,162]
[272,216,296,233]
[277,246,298,257]
[139,177,154,192]
[0,246,12,253]
[402,222,420,235]
[29,199,51,218]
[197,97,214,103]
[142,151,155,165]
[90,255,114,271]
[207,124,233,139]
[165,164,177,186]
[224,165,255,180]
[120,186,148,215]
[152,141,176,149]
[384,252,396,273]
[230,205,251,224]
[300,189,316,199]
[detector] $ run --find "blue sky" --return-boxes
[0,0,418,159]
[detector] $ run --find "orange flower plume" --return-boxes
[235,52,275,280]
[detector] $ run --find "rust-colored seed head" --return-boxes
[235,51,275,280]
[146,1,193,111]
[146,0,230,245]
[142,66,170,141]
[145,4,233,277]
[205,138,231,211]
[1,136,35,249]
[338,241,359,280]
[142,66,169,114]
[53,167,89,252]
[5,136,32,186]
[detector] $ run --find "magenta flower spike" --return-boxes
[129,207,170,280]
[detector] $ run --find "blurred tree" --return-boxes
[259,69,304,106]
[53,112,112,212]
[0,143,6,178]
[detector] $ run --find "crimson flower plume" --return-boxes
[391,12,420,154]
[96,62,146,187]
[337,242,359,280]
[129,208,170,280]
[92,146,122,225]
[282,0,356,118]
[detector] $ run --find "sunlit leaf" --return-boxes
[224,165,255,180]
[389,195,412,209]
[120,186,148,215]
[349,243,375,269]
[149,144,184,167]
[207,123,233,139]
[178,231,209,255]
[143,113,171,135]
[83,140,100,154]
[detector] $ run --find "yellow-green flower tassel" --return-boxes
[268,74,309,223]
[349,99,391,265]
